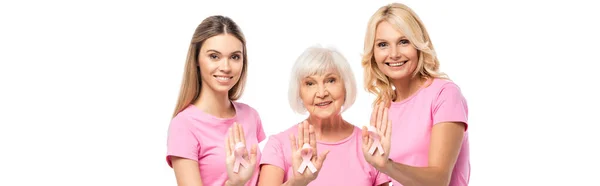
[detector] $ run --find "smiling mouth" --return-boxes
[315,101,333,107]
[385,60,408,67]
[213,75,233,80]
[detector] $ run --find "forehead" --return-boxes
[376,21,405,39]
[202,34,243,53]
[304,69,340,79]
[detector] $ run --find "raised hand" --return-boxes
[362,102,392,169]
[288,120,330,186]
[225,122,257,186]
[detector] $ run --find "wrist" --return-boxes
[378,158,393,174]
[287,177,308,186]
[225,180,243,186]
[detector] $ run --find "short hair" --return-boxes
[288,45,357,115]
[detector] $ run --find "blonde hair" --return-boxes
[361,3,448,106]
[172,15,248,118]
[288,45,357,115]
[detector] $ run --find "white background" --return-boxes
[1,0,599,185]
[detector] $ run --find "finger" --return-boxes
[289,133,297,152]
[249,144,258,164]
[370,102,378,126]
[309,124,317,157]
[233,122,241,144]
[225,129,232,156]
[381,107,388,135]
[303,121,309,147]
[228,126,235,153]
[238,123,246,145]
[386,117,392,138]
[297,122,304,147]
[376,102,384,130]
[361,126,369,148]
[317,150,330,167]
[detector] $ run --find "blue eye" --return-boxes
[377,42,388,48]
[399,39,410,45]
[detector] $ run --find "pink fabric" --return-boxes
[166,102,266,186]
[386,78,470,186]
[260,125,391,186]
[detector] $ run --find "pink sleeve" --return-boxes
[259,136,286,171]
[432,83,469,131]
[373,171,391,185]
[255,112,266,143]
[166,116,200,167]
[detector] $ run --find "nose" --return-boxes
[389,45,401,60]
[219,59,231,73]
[315,84,329,99]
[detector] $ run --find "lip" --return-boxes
[314,101,333,108]
[385,60,408,69]
[213,75,233,84]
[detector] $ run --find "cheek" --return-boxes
[373,48,387,63]
[299,88,313,105]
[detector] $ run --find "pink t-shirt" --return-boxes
[260,125,391,186]
[387,78,470,186]
[166,102,266,186]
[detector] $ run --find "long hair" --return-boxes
[172,15,248,118]
[361,3,448,106]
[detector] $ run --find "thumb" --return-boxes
[318,150,330,163]
[249,144,258,163]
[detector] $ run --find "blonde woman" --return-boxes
[360,3,471,186]
[258,45,390,186]
[166,15,265,186]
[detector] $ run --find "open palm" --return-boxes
[288,120,329,185]
[362,102,392,169]
[225,122,257,186]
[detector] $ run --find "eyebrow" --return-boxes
[205,49,243,54]
[375,36,407,42]
[305,72,338,79]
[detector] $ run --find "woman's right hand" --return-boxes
[287,120,329,186]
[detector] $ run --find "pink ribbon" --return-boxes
[233,142,249,173]
[297,143,317,174]
[367,126,384,155]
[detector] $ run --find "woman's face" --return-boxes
[299,70,345,119]
[198,34,244,94]
[373,21,419,81]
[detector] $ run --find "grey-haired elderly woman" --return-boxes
[257,45,391,186]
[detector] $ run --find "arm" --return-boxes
[257,121,328,186]
[379,122,465,186]
[257,165,308,186]
[171,157,204,186]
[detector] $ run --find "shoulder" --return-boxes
[232,101,260,116]
[425,78,466,99]
[170,105,197,127]
[266,124,299,144]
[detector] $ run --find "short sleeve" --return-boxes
[255,111,266,143]
[166,116,200,167]
[259,136,286,171]
[373,171,391,186]
[432,83,469,131]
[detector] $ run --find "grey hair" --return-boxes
[288,44,357,115]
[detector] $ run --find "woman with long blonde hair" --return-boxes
[166,15,265,186]
[360,3,471,186]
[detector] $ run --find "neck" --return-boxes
[392,75,426,102]
[307,114,353,142]
[193,84,234,118]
